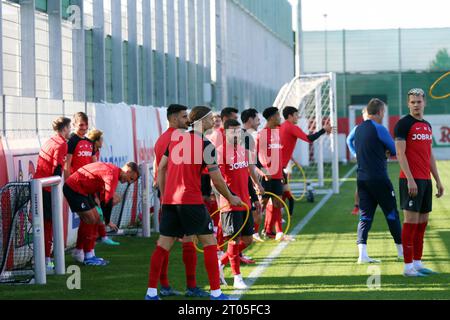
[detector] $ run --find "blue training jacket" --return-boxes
[354,120,396,181]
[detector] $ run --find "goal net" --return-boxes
[273,73,340,196]
[0,183,34,284]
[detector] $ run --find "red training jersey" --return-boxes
[68,133,94,173]
[65,162,121,203]
[208,127,226,150]
[257,127,283,179]
[394,115,433,180]
[162,131,216,205]
[217,143,251,212]
[34,134,68,191]
[154,127,178,179]
[280,121,310,168]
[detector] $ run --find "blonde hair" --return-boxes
[87,128,103,142]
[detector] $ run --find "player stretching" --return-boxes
[394,88,444,277]
[34,117,71,271]
[87,129,120,246]
[145,106,242,300]
[63,162,139,265]
[153,104,208,298]
[217,119,264,289]
[279,106,332,219]
[354,99,403,264]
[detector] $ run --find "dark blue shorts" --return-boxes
[357,179,399,221]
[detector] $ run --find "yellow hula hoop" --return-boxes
[287,162,307,202]
[429,71,450,100]
[194,202,250,253]
[264,191,291,240]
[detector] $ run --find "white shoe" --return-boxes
[218,262,227,286]
[242,254,253,260]
[275,233,295,242]
[72,249,84,263]
[233,276,248,290]
[252,233,265,243]
[357,256,381,264]
[404,268,427,277]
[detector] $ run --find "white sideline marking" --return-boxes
[231,165,357,300]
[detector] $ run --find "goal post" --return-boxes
[30,176,65,285]
[274,72,340,195]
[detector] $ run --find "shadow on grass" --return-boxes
[239,274,450,300]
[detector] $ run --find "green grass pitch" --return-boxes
[1,162,449,300]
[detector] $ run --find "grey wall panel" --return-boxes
[48,0,63,100]
[127,0,138,104]
[93,0,106,102]
[154,0,166,107]
[20,0,36,97]
[142,0,153,106]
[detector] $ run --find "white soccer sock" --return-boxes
[413,260,424,270]
[210,289,222,298]
[146,288,158,297]
[102,236,109,241]
[396,244,403,257]
[358,244,368,258]
[85,251,95,259]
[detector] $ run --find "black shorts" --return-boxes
[43,190,52,221]
[63,184,96,213]
[399,179,432,214]
[160,204,214,238]
[357,179,399,222]
[221,210,254,238]
[262,179,283,199]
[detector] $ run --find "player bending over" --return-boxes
[63,162,139,266]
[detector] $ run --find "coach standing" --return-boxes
[394,88,444,277]
[354,98,403,264]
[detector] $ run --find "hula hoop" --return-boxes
[194,202,250,253]
[264,191,291,240]
[429,71,450,100]
[287,162,307,201]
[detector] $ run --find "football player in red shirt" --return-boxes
[395,88,444,277]
[217,119,264,289]
[34,117,71,271]
[153,104,209,298]
[241,109,265,244]
[145,106,242,300]
[64,112,97,264]
[279,106,331,218]
[63,162,139,265]
[257,107,291,241]
[88,129,120,246]
[207,108,239,256]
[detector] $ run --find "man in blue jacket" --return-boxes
[354,99,403,264]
